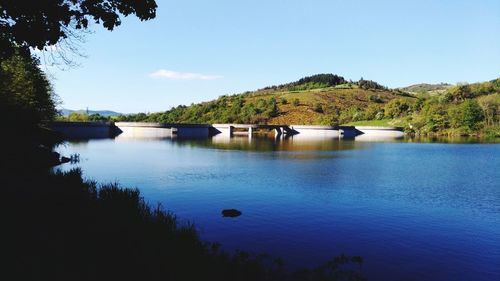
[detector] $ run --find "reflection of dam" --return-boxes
[50,122,404,140]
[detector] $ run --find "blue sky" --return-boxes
[46,0,500,113]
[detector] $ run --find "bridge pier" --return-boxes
[274,127,282,138]
[211,124,233,137]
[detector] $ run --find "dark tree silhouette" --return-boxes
[0,0,157,58]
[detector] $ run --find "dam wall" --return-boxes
[289,125,341,139]
[50,122,405,141]
[115,122,210,139]
[50,122,116,139]
[354,126,405,141]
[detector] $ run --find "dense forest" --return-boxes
[63,74,500,137]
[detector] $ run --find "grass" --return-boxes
[344,119,394,126]
[244,87,411,125]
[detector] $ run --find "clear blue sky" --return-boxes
[47,0,500,113]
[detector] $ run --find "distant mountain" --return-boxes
[59,109,124,117]
[398,83,453,95]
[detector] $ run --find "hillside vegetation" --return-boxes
[112,74,411,126]
[398,83,453,96]
[66,74,500,137]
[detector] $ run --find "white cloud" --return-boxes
[149,69,223,81]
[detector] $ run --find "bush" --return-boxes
[313,103,324,113]
[461,99,484,130]
[369,95,383,103]
[384,98,413,118]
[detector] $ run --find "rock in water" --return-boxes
[60,156,71,163]
[222,209,242,218]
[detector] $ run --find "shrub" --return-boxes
[369,95,383,103]
[313,103,324,113]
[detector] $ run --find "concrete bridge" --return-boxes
[115,122,212,138]
[50,121,404,140]
[212,124,296,138]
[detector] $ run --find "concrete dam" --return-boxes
[50,122,404,140]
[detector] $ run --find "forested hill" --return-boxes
[111,74,499,136]
[117,74,408,125]
[77,73,499,137]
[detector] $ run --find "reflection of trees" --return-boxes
[171,136,369,153]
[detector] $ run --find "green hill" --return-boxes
[120,74,411,126]
[398,83,453,96]
[115,74,500,137]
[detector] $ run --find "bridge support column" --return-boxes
[275,127,282,138]
[212,125,233,137]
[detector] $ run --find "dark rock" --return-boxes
[222,209,242,218]
[60,156,71,163]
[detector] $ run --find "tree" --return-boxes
[358,78,388,90]
[478,94,500,126]
[444,84,473,103]
[265,98,279,118]
[0,50,57,129]
[461,99,484,130]
[0,0,157,59]
[68,112,90,122]
[384,98,412,118]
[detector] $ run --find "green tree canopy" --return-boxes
[0,0,157,58]
[0,50,57,128]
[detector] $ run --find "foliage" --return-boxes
[364,104,384,120]
[398,83,452,95]
[260,74,346,91]
[460,100,484,130]
[369,94,383,103]
[0,0,157,58]
[0,50,57,129]
[113,75,499,136]
[313,103,324,113]
[384,98,413,119]
[57,112,110,122]
[477,93,500,126]
[358,78,388,90]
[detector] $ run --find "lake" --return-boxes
[55,135,500,281]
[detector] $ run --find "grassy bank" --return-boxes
[345,119,397,127]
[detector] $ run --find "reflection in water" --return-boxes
[174,135,372,152]
[55,135,500,281]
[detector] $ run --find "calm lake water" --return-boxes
[56,135,500,281]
